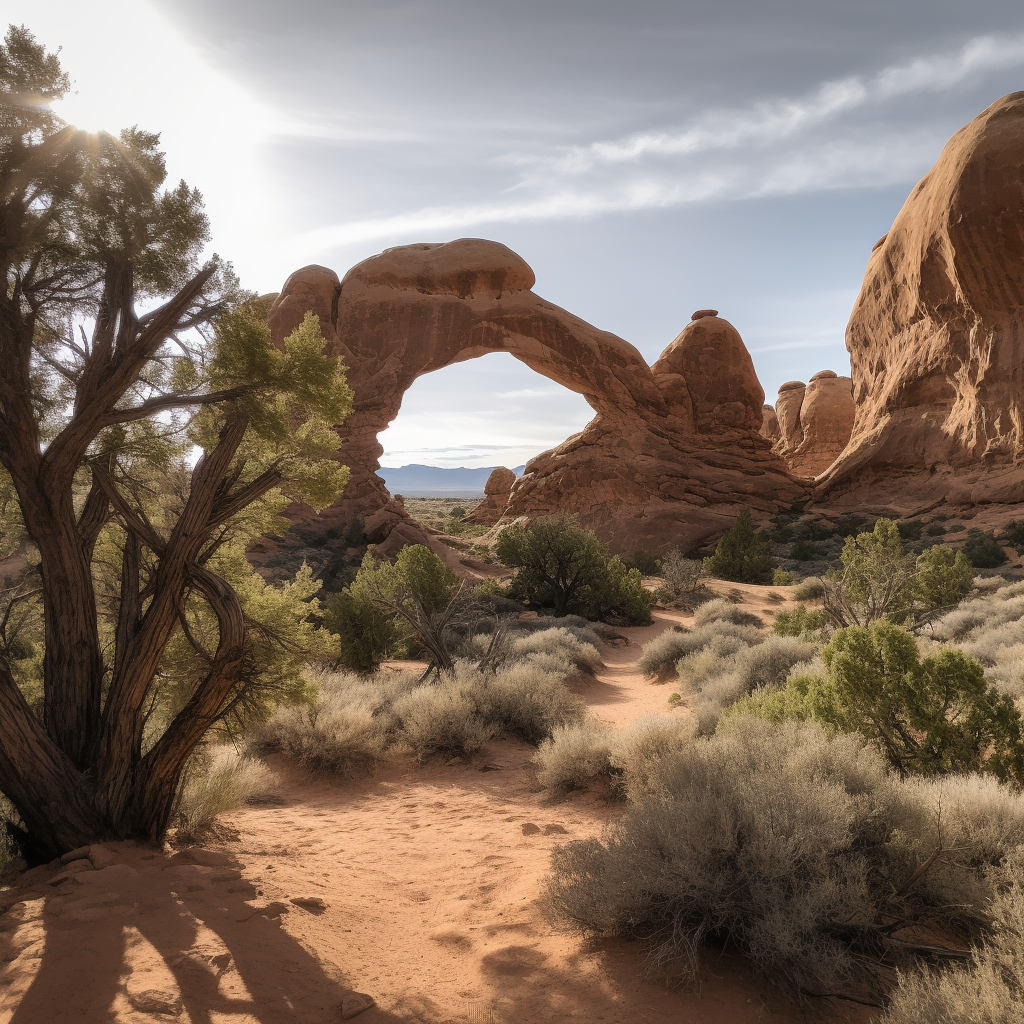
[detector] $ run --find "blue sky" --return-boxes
[16,0,1024,467]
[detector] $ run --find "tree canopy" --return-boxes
[0,26,351,859]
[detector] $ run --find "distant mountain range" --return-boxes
[377,464,525,497]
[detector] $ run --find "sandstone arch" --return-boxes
[268,239,805,554]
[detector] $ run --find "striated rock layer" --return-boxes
[820,92,1024,509]
[268,242,805,556]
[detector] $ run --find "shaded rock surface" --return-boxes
[820,91,1024,509]
[464,467,517,525]
[267,240,804,555]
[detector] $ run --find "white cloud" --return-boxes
[293,32,1024,257]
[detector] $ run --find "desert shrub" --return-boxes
[963,528,1008,569]
[497,515,651,624]
[771,569,795,586]
[533,714,692,799]
[692,597,763,628]
[533,720,616,795]
[881,852,1024,1024]
[660,550,706,597]
[176,747,278,838]
[897,520,923,541]
[325,590,399,672]
[680,633,818,733]
[391,681,495,757]
[924,522,946,537]
[823,519,974,630]
[629,549,660,575]
[1001,519,1024,554]
[543,716,1024,1000]
[256,658,587,772]
[739,620,1024,783]
[510,628,601,675]
[793,576,825,600]
[638,621,762,680]
[790,539,822,561]
[705,510,775,584]
[772,605,825,637]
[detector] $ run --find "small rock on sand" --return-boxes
[340,992,375,1019]
[125,985,182,1016]
[289,896,328,913]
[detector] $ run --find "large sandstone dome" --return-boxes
[820,91,1024,507]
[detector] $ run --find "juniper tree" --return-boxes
[0,27,351,859]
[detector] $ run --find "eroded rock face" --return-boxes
[820,92,1024,507]
[771,373,854,478]
[465,467,517,525]
[268,240,804,555]
[761,405,780,443]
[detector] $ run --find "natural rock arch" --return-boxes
[268,239,805,555]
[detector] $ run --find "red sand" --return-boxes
[0,584,869,1024]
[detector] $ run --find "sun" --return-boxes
[51,92,120,135]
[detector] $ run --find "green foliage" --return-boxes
[772,605,825,637]
[324,590,398,673]
[496,515,652,624]
[963,529,1008,569]
[705,510,774,584]
[771,568,795,586]
[629,549,660,575]
[915,544,975,610]
[823,518,974,629]
[789,539,822,561]
[327,545,462,673]
[1001,519,1024,554]
[740,620,1024,783]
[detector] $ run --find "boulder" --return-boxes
[771,374,854,477]
[464,467,517,525]
[820,92,1024,508]
[266,241,805,555]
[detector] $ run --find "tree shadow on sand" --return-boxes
[2,845,410,1024]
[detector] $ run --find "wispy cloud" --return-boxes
[294,32,1024,257]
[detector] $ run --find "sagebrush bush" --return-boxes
[692,597,763,628]
[543,716,1024,1000]
[255,656,587,771]
[773,604,825,636]
[881,852,1024,1024]
[638,621,761,680]
[680,633,819,734]
[176,746,278,838]
[793,576,825,600]
[511,627,602,675]
[660,550,706,597]
[533,720,616,795]
[533,714,692,798]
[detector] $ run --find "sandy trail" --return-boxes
[0,584,867,1024]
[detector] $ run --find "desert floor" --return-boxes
[0,584,872,1024]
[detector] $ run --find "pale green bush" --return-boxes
[638,622,761,680]
[176,746,278,838]
[543,716,1024,999]
[692,597,763,628]
[533,720,616,795]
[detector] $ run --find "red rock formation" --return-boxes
[770,373,854,478]
[464,467,516,525]
[761,405,780,443]
[820,92,1024,508]
[268,240,805,554]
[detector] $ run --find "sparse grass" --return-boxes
[692,597,764,628]
[542,715,1024,1001]
[638,621,762,680]
[176,746,279,839]
[255,653,588,772]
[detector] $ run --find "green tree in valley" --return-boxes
[496,514,651,624]
[0,27,351,859]
[705,510,775,584]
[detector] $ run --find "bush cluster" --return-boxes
[543,716,1024,1001]
[705,510,775,584]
